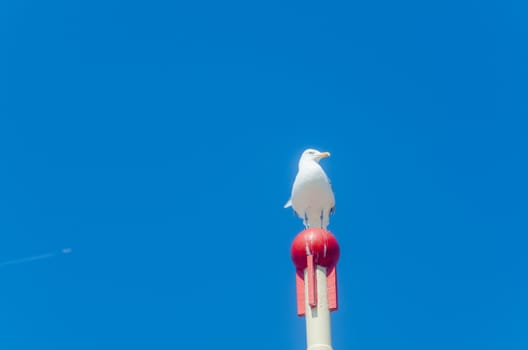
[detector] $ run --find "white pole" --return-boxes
[304,265,333,350]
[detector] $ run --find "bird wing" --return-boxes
[284,198,292,208]
[327,174,335,214]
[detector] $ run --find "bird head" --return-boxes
[300,149,331,163]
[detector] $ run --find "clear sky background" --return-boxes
[2,0,528,349]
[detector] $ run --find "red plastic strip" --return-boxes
[307,255,317,308]
[326,265,338,311]
[295,269,306,316]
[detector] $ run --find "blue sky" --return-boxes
[2,0,528,349]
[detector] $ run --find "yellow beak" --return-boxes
[319,152,331,158]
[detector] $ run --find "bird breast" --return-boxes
[291,163,333,207]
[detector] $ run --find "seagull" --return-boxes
[285,149,335,229]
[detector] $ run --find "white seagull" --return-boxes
[285,148,335,229]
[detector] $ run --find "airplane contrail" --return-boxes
[0,248,72,268]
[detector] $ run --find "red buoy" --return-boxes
[291,228,340,269]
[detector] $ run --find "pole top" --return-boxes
[291,228,340,269]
